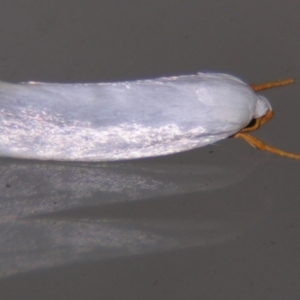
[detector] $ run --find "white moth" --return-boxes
[0,72,297,161]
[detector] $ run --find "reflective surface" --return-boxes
[0,147,264,278]
[0,1,300,299]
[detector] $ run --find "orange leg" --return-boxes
[241,110,274,133]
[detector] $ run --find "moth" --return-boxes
[0,73,297,161]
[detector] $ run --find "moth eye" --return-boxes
[245,119,256,129]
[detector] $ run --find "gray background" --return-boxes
[0,1,300,299]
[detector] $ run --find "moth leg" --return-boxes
[250,78,294,92]
[241,110,274,133]
[234,132,300,160]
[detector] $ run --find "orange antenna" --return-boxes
[250,78,294,92]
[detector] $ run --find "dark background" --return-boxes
[0,1,300,299]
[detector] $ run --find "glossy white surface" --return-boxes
[0,74,269,160]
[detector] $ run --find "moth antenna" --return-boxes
[250,78,294,92]
[235,132,300,160]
